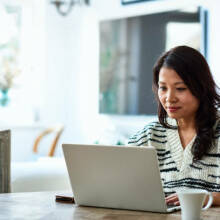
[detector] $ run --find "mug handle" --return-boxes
[202,192,213,210]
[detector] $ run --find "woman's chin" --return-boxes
[167,113,179,119]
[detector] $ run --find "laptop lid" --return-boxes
[62,144,170,213]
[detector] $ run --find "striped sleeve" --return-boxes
[216,135,220,185]
[128,121,167,146]
[205,120,220,187]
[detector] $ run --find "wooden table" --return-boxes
[0,191,219,220]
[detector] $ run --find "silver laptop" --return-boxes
[62,144,180,213]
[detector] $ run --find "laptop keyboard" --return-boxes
[167,204,179,209]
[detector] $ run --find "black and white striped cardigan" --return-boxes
[128,119,220,196]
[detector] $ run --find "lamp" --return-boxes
[51,0,89,16]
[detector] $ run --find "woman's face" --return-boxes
[158,67,199,123]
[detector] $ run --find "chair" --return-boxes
[0,130,11,193]
[32,124,64,157]
[11,125,71,192]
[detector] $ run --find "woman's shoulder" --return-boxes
[133,121,166,136]
[143,121,166,131]
[128,121,167,146]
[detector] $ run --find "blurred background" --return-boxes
[0,0,219,163]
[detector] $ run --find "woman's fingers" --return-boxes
[165,193,180,205]
[165,193,177,201]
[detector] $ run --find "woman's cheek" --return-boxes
[158,94,164,103]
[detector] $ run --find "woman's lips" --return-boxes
[167,107,181,112]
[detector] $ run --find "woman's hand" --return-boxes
[165,193,180,206]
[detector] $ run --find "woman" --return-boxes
[128,46,220,206]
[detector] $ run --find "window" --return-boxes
[0,4,21,106]
[99,7,204,115]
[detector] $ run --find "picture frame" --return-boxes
[121,0,158,5]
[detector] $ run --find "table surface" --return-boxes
[0,191,220,220]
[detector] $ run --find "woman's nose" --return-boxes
[166,90,177,102]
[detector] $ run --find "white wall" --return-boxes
[206,0,220,86]
[43,3,99,146]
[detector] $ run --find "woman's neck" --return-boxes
[177,118,196,131]
[177,118,197,149]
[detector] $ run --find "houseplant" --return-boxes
[0,58,19,106]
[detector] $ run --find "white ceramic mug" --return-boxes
[177,189,213,220]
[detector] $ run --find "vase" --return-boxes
[0,89,9,106]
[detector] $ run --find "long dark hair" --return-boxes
[153,46,220,160]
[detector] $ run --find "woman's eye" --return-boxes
[176,87,187,91]
[159,87,166,91]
